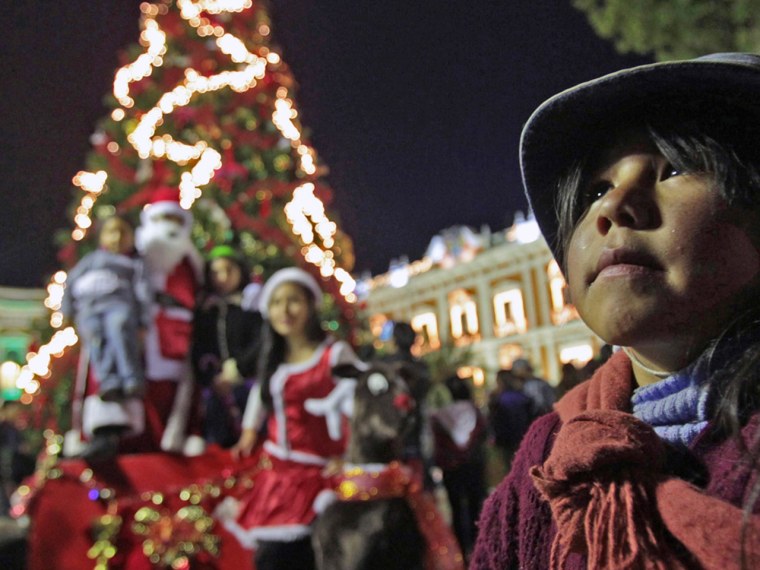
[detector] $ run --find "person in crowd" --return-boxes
[511,358,556,419]
[192,245,262,448]
[471,53,760,569]
[431,375,487,558]
[0,401,34,515]
[579,343,615,381]
[223,267,361,570]
[61,215,150,403]
[556,362,583,398]
[487,368,532,474]
[381,321,433,486]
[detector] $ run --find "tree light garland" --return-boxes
[31,0,356,397]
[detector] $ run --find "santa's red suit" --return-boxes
[66,189,206,457]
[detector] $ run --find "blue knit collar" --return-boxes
[631,358,711,447]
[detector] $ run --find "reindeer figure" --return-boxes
[312,360,428,570]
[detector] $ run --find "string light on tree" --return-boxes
[31,0,358,402]
[16,328,78,395]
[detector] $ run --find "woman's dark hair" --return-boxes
[554,106,760,557]
[203,253,249,295]
[256,282,326,411]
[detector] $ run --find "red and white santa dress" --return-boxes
[222,338,361,548]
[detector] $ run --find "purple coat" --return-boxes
[471,359,760,569]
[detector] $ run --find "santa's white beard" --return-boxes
[136,219,194,275]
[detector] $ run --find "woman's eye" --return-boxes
[582,181,612,206]
[660,162,683,181]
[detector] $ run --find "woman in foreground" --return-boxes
[471,53,760,569]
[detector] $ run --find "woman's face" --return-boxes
[267,282,313,339]
[566,130,760,369]
[209,257,243,296]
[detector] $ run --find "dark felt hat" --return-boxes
[520,52,760,259]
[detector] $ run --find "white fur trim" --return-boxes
[263,440,329,466]
[303,379,356,439]
[213,496,241,522]
[313,489,337,514]
[160,367,194,452]
[241,383,264,431]
[342,462,411,476]
[182,434,206,457]
[240,282,262,312]
[222,519,312,550]
[258,267,322,318]
[63,430,87,457]
[329,340,366,370]
[140,200,192,227]
[162,306,193,321]
[82,396,145,437]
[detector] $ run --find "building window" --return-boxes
[547,260,578,324]
[449,289,479,343]
[411,312,440,351]
[457,366,485,387]
[559,343,593,366]
[493,288,527,337]
[498,343,525,370]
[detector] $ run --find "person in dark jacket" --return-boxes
[431,375,487,557]
[472,53,760,569]
[380,321,433,485]
[192,245,262,447]
[487,368,532,474]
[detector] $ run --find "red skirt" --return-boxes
[225,450,335,547]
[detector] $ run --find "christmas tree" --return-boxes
[19,0,358,407]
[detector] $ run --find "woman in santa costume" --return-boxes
[223,267,361,570]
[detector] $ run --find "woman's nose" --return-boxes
[595,156,658,235]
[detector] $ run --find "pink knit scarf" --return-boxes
[530,351,760,569]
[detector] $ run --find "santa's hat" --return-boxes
[140,187,192,227]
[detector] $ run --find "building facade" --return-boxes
[359,218,602,387]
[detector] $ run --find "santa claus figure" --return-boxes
[134,187,205,455]
[67,187,206,461]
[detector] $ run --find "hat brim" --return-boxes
[520,53,760,260]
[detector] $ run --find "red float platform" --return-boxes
[25,446,256,570]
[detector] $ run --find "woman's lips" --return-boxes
[593,247,663,282]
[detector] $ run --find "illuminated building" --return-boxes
[358,213,602,386]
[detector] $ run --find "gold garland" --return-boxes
[11,431,261,569]
[133,504,220,567]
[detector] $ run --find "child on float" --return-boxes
[192,245,262,447]
[471,53,760,569]
[62,215,151,403]
[224,267,361,570]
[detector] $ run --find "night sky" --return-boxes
[0,1,649,288]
